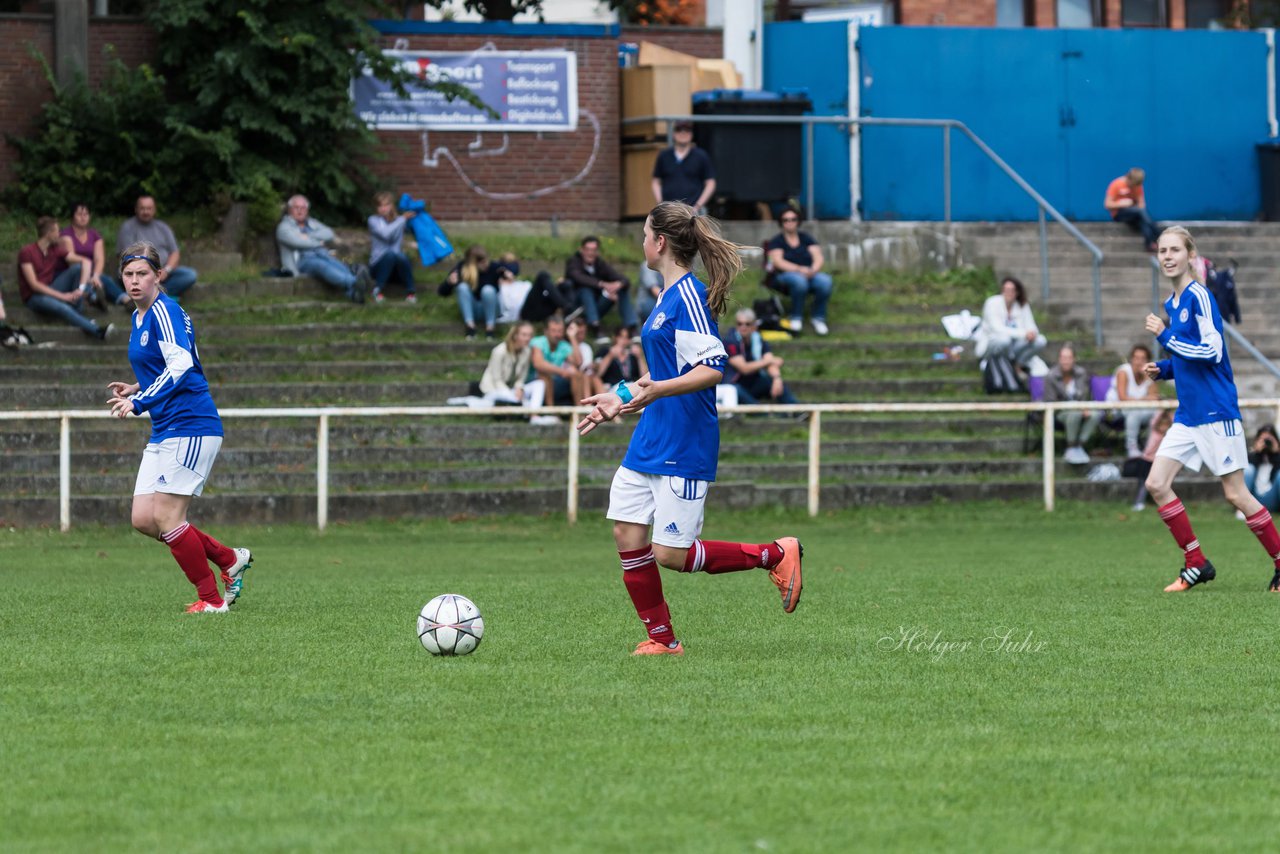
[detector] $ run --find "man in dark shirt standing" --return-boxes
[650,121,716,211]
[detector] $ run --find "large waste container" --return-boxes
[1259,140,1280,221]
[691,90,812,209]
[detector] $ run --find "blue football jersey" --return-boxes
[622,273,727,481]
[127,293,223,442]
[1154,280,1240,427]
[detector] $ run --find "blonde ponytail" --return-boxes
[647,202,746,319]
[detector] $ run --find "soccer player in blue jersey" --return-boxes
[576,202,803,655]
[1142,226,1280,592]
[106,242,253,613]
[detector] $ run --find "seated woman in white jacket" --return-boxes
[974,276,1047,370]
[477,321,556,424]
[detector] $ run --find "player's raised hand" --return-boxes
[109,396,137,418]
[1144,313,1166,336]
[576,391,624,436]
[1143,362,1161,380]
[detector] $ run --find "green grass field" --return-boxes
[4,501,1279,852]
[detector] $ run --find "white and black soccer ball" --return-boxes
[417,594,484,656]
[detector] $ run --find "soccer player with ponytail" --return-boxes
[106,242,253,613]
[577,203,803,655]
[1143,226,1280,592]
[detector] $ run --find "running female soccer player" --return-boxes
[1143,226,1280,592]
[106,242,252,612]
[577,202,803,655]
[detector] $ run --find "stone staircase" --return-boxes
[954,221,1280,397]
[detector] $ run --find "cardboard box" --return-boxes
[637,41,699,70]
[695,58,741,92]
[622,142,663,219]
[621,65,691,139]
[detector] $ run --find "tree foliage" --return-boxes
[423,0,546,21]
[3,49,184,216]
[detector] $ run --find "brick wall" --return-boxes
[897,1,996,26]
[619,25,721,58]
[0,15,158,191]
[370,33,621,222]
[0,16,724,222]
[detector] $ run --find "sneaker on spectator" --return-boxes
[464,326,477,340]
[812,318,829,336]
[404,293,417,304]
[788,318,803,334]
[530,415,561,426]
[96,323,116,342]
[372,289,386,304]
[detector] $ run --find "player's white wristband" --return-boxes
[615,383,633,404]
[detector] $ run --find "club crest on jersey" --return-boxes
[650,311,666,330]
[140,331,149,347]
[1179,308,1189,323]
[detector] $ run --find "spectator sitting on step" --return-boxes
[722,307,799,408]
[1244,424,1280,512]
[366,191,416,304]
[277,194,369,304]
[766,205,832,336]
[566,315,601,402]
[440,244,503,340]
[1104,167,1159,251]
[529,314,579,408]
[594,325,647,392]
[1110,343,1160,458]
[478,320,549,413]
[974,275,1047,374]
[0,280,21,349]
[565,236,637,338]
[1127,407,1173,512]
[18,216,114,341]
[62,202,128,309]
[1044,342,1102,465]
[116,194,199,300]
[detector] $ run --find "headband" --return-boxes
[120,254,160,271]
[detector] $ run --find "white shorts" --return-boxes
[1155,420,1247,477]
[606,466,709,548]
[134,436,223,497]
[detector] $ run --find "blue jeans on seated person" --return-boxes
[299,251,357,298]
[1114,206,1159,247]
[161,266,198,299]
[575,285,638,330]
[371,251,415,295]
[1245,463,1280,511]
[98,274,126,305]
[776,271,833,326]
[25,264,105,336]
[456,284,498,330]
[733,372,798,407]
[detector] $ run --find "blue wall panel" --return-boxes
[763,21,852,219]
[857,27,1269,221]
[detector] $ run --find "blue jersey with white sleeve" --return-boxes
[127,293,222,442]
[1153,280,1240,427]
[622,273,727,481]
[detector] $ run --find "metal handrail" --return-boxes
[624,113,1106,345]
[1147,256,1280,381]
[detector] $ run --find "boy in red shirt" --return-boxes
[17,216,113,340]
[1104,167,1159,251]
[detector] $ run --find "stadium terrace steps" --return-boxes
[0,248,1146,525]
[954,221,1280,395]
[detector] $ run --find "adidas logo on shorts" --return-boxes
[663,521,680,535]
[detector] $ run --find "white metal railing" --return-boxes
[9,399,1280,531]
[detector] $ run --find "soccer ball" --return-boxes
[417,594,484,656]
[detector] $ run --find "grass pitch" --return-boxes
[3,501,1279,852]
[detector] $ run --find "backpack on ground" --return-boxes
[981,353,1023,394]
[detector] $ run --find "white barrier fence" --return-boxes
[9,399,1280,532]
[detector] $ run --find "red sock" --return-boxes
[1158,499,1207,568]
[683,539,783,574]
[162,522,223,605]
[620,547,676,645]
[1244,508,1280,569]
[190,524,235,571]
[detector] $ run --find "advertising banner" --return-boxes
[353,49,578,132]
